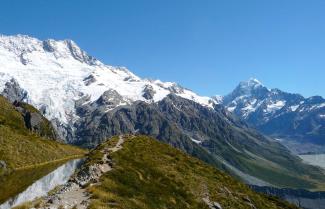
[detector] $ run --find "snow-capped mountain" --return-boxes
[0,34,215,139]
[221,78,325,153]
[1,34,324,187]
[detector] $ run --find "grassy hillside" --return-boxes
[208,126,325,190]
[87,135,298,209]
[76,94,325,190]
[0,95,86,174]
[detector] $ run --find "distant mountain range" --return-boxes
[0,34,324,189]
[220,78,325,154]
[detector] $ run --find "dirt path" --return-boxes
[109,135,124,152]
[39,136,125,209]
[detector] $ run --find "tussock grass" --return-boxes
[87,135,298,209]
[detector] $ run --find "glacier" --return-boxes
[0,34,217,140]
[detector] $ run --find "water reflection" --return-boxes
[0,159,83,209]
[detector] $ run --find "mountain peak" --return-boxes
[238,78,264,89]
[0,34,101,66]
[230,78,267,98]
[221,78,269,110]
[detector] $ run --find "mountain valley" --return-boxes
[0,34,325,209]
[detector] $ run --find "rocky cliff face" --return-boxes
[14,101,59,140]
[1,78,27,103]
[0,79,58,140]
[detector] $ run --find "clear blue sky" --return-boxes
[0,0,324,97]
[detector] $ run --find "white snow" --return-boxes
[190,138,202,144]
[241,104,257,118]
[0,34,214,126]
[242,99,257,111]
[290,105,299,112]
[266,100,286,112]
[242,78,263,88]
[213,95,223,103]
[300,103,325,112]
[237,78,265,96]
[311,103,325,110]
[237,99,263,118]
[227,106,236,112]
